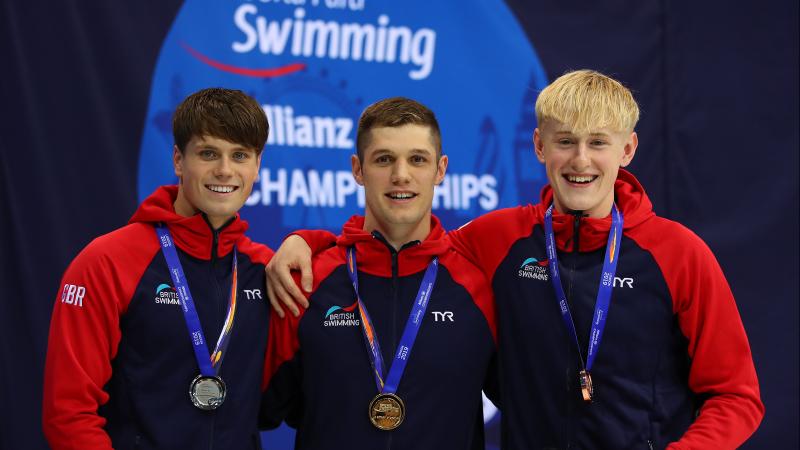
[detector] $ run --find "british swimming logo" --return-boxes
[154,283,181,305]
[518,257,549,281]
[323,301,360,327]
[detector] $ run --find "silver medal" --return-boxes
[189,375,226,410]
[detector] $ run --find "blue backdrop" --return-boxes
[136,0,549,240]
[1,1,797,449]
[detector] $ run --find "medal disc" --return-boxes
[368,393,405,430]
[579,370,593,403]
[189,375,226,410]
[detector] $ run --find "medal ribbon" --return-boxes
[543,203,623,372]
[156,226,239,377]
[346,247,438,394]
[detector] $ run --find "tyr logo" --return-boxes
[431,311,454,322]
[243,289,262,300]
[613,277,634,288]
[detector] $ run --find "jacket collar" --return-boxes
[129,185,249,260]
[336,215,449,277]
[533,169,655,252]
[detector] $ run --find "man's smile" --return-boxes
[386,191,418,201]
[206,184,238,194]
[563,174,598,185]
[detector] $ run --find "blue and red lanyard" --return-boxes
[156,225,239,377]
[543,203,623,374]
[346,247,438,395]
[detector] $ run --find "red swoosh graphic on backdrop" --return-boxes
[180,41,306,78]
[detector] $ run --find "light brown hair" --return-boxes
[356,97,442,161]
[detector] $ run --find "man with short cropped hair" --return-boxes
[43,88,275,449]
[260,97,497,450]
[267,71,764,449]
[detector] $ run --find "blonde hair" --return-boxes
[535,70,640,134]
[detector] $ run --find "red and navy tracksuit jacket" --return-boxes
[448,169,764,449]
[262,215,497,450]
[43,186,273,450]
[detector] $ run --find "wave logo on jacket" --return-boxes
[154,284,181,306]
[518,257,549,281]
[323,301,360,327]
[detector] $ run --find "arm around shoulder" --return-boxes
[446,206,534,280]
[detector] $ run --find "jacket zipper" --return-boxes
[371,232,421,351]
[208,419,215,450]
[209,226,220,450]
[391,250,399,351]
[202,215,235,450]
[388,246,399,450]
[572,212,582,253]
[565,210,585,448]
[204,215,238,340]
[371,232,420,450]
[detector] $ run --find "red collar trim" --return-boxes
[336,215,449,277]
[130,185,249,259]
[534,169,655,252]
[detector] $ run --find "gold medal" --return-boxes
[368,393,405,430]
[579,370,593,403]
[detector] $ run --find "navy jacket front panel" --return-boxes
[294,263,495,450]
[494,226,694,449]
[44,186,275,450]
[102,248,270,450]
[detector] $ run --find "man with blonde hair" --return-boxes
[268,70,764,449]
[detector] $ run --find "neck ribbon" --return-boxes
[346,246,438,394]
[543,203,623,372]
[155,225,239,377]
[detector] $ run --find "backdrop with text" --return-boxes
[1,1,796,449]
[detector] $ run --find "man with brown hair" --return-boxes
[43,88,275,449]
[269,71,764,449]
[260,97,498,449]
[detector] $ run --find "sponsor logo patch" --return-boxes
[431,311,454,322]
[517,257,549,281]
[243,288,263,300]
[323,301,360,327]
[154,283,181,305]
[613,277,634,288]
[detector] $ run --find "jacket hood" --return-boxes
[129,185,249,259]
[336,215,450,277]
[533,169,655,252]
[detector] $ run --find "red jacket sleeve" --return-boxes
[262,246,344,379]
[632,220,764,449]
[446,206,534,281]
[291,229,337,255]
[43,233,152,450]
[261,251,343,429]
[263,275,303,390]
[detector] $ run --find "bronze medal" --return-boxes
[579,370,593,403]
[368,393,405,430]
